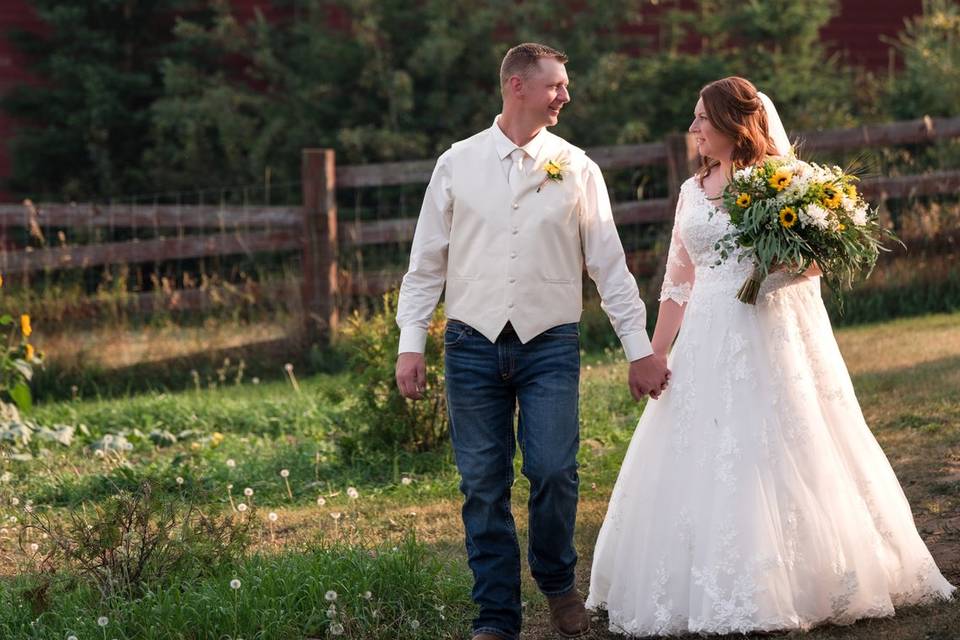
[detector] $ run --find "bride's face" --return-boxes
[689,97,734,162]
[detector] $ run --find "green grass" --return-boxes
[1,311,959,639]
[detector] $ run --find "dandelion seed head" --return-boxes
[230,578,241,589]
[67,635,78,640]
[363,590,372,600]
[226,459,236,468]
[325,590,338,602]
[237,503,248,512]
[252,377,260,385]
[268,512,278,522]
[280,469,290,478]
[284,363,294,373]
[176,477,184,485]
[97,616,109,627]
[94,449,105,458]
[227,483,233,490]
[0,472,12,482]
[401,477,412,486]
[10,497,19,506]
[326,605,337,618]
[29,543,38,552]
[328,621,344,635]
[409,619,420,630]
[330,512,341,521]
[244,487,253,496]
[316,496,326,507]
[346,487,359,499]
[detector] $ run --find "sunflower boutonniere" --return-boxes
[537,156,569,192]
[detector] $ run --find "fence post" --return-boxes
[665,132,700,206]
[301,148,339,346]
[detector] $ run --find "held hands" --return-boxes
[396,352,427,400]
[629,352,671,401]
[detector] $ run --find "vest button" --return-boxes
[512,203,519,209]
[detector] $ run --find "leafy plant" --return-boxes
[338,290,447,455]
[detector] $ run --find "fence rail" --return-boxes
[2,114,959,343]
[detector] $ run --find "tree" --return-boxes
[1,1,187,200]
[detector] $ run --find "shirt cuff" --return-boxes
[621,331,654,362]
[398,326,428,354]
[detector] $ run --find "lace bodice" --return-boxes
[659,177,799,305]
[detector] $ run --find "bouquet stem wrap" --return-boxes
[737,264,765,304]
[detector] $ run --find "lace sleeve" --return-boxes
[659,190,695,306]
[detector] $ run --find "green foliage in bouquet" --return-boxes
[714,157,901,305]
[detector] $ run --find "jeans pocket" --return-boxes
[444,322,471,347]
[541,323,580,340]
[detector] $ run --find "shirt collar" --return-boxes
[491,115,548,161]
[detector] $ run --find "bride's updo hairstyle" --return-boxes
[697,76,778,181]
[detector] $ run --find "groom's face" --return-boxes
[520,58,570,127]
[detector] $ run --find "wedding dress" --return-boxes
[586,177,955,636]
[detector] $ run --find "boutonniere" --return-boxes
[537,155,569,192]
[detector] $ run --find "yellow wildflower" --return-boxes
[768,169,793,191]
[190,441,202,451]
[736,193,752,208]
[779,206,798,228]
[0,274,3,287]
[838,223,847,231]
[211,432,225,447]
[20,314,31,338]
[25,344,34,361]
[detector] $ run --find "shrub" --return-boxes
[338,290,447,455]
[24,480,254,599]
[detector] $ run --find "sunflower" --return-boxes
[768,168,793,191]
[779,206,798,228]
[845,184,857,199]
[821,187,843,209]
[736,193,752,208]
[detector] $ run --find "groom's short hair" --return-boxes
[500,43,568,95]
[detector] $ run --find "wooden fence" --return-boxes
[1,115,959,345]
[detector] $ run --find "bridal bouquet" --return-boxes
[714,156,899,305]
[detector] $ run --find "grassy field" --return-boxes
[0,312,958,639]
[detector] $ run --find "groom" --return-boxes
[395,43,669,640]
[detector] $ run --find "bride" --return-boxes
[586,76,954,636]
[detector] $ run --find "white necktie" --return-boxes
[508,148,526,186]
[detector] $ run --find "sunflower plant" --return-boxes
[0,311,41,412]
[714,156,900,305]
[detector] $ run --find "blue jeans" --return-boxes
[444,319,581,640]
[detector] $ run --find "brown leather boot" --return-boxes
[547,590,590,638]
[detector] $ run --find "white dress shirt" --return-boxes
[396,116,653,362]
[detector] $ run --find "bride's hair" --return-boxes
[697,76,778,182]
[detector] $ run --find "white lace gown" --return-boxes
[586,177,955,636]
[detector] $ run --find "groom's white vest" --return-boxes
[444,127,586,344]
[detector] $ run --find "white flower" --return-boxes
[401,477,412,486]
[325,590,338,602]
[328,621,344,636]
[0,472,12,482]
[176,477,184,485]
[280,469,290,478]
[97,616,109,627]
[226,459,236,468]
[851,204,869,226]
[800,203,831,230]
[244,487,254,497]
[316,496,326,506]
[230,578,241,589]
[237,503,248,512]
[346,487,359,499]
[10,497,19,506]
[268,512,278,522]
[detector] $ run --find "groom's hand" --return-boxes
[628,353,671,401]
[396,352,427,400]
